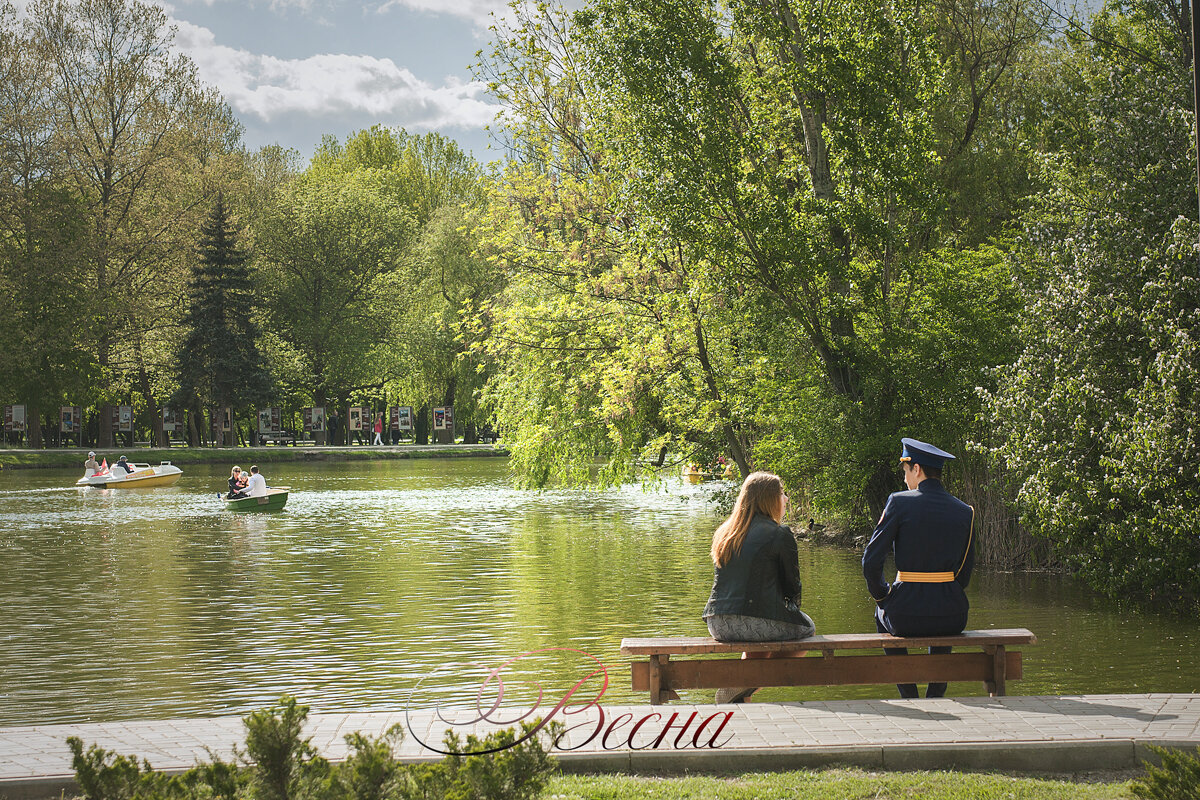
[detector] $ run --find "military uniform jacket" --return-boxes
[704,513,808,625]
[862,478,975,620]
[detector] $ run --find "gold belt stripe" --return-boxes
[896,571,956,583]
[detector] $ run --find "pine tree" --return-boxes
[173,194,272,440]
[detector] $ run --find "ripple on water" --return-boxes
[0,459,1196,724]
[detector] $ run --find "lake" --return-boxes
[0,456,1195,725]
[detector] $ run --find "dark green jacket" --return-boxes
[703,513,807,625]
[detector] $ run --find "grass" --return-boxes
[546,769,1135,799]
[0,444,508,470]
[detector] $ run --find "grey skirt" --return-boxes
[706,611,816,642]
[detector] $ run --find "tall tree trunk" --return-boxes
[28,403,42,449]
[134,343,162,448]
[416,404,430,445]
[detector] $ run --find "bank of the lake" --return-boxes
[0,443,508,471]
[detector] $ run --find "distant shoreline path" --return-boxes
[2,695,1198,798]
[0,444,509,471]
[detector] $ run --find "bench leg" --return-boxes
[984,645,1007,696]
[649,655,664,705]
[646,655,680,704]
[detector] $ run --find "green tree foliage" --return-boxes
[26,0,242,444]
[172,193,272,443]
[254,159,416,410]
[475,0,1028,525]
[985,0,1200,610]
[260,126,496,442]
[0,2,96,444]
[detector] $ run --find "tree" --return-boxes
[254,166,417,420]
[475,0,1023,526]
[985,0,1200,610]
[29,0,242,446]
[172,193,272,445]
[0,2,95,446]
[298,127,492,444]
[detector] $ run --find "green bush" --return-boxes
[66,696,557,800]
[240,696,332,800]
[1132,745,1200,800]
[67,736,184,800]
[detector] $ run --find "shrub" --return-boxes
[66,697,557,800]
[1132,745,1200,800]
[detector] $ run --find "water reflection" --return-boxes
[0,458,1195,725]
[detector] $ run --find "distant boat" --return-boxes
[682,463,719,484]
[222,488,289,512]
[682,461,737,484]
[77,461,182,489]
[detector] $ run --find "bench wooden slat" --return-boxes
[620,628,1035,656]
[631,651,1023,691]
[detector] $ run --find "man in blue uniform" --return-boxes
[862,438,975,698]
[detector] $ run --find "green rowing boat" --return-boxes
[222,488,289,511]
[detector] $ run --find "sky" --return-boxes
[162,0,511,165]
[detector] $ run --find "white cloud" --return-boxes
[376,0,510,23]
[174,19,500,130]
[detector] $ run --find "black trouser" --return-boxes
[875,610,962,699]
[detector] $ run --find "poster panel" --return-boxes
[348,406,363,431]
[443,405,453,430]
[211,407,232,433]
[161,408,178,432]
[396,406,413,431]
[111,405,133,433]
[433,407,446,430]
[303,407,326,433]
[4,405,26,432]
[258,408,281,434]
[61,406,82,434]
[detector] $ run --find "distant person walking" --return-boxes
[862,438,975,699]
[373,412,384,446]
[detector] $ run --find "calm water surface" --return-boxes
[0,457,1195,725]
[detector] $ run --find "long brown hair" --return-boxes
[711,471,784,566]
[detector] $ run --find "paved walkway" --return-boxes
[2,695,1198,798]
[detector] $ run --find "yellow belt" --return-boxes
[897,571,956,583]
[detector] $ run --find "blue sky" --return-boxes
[163,0,508,164]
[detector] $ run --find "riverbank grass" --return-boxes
[547,769,1133,799]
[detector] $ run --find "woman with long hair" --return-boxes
[703,471,815,702]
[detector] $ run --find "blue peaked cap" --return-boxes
[900,437,956,469]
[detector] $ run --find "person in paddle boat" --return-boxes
[245,465,267,497]
[227,466,249,499]
[115,455,135,474]
[83,451,100,478]
[703,471,816,704]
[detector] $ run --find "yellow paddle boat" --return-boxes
[77,459,183,488]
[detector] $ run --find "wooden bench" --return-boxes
[621,628,1036,704]
[258,429,296,446]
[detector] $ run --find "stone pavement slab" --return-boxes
[1,694,1197,799]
